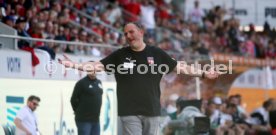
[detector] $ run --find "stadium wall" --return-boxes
[229,68,276,113]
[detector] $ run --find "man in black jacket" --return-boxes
[71,72,103,135]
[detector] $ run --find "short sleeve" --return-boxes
[16,107,27,120]
[155,47,177,73]
[100,49,122,73]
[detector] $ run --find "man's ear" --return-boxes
[139,29,145,35]
[27,101,30,106]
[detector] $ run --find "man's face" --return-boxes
[176,105,182,114]
[28,99,39,111]
[227,107,237,115]
[87,72,96,79]
[18,22,26,30]
[230,97,239,105]
[207,103,216,113]
[6,20,14,27]
[124,23,144,48]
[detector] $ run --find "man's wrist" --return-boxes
[72,62,79,69]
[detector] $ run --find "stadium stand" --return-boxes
[1,0,275,61]
[1,0,276,135]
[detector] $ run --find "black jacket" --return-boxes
[71,76,103,122]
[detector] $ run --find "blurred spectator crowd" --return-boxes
[1,0,276,63]
[161,94,276,135]
[1,0,276,134]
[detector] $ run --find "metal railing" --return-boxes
[0,34,212,62]
[0,34,120,49]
